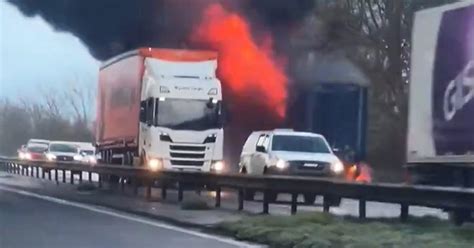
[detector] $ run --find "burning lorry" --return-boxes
[95,48,225,173]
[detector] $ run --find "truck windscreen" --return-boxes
[155,98,221,130]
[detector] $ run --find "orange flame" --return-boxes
[346,162,372,183]
[191,4,287,120]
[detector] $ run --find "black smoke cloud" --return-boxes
[7,0,314,60]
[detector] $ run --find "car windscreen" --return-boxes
[271,135,331,153]
[49,144,78,153]
[27,146,47,153]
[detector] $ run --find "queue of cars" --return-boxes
[18,139,97,165]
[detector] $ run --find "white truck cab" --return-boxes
[138,52,225,172]
[239,129,344,203]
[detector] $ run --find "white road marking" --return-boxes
[0,185,260,248]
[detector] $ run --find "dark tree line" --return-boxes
[0,87,94,156]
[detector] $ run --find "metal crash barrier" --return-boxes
[1,157,473,225]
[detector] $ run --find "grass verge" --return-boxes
[216,213,474,248]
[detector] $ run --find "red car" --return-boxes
[20,145,48,161]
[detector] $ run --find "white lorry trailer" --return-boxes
[408,0,474,223]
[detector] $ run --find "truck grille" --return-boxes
[290,160,329,171]
[170,145,206,152]
[169,144,206,167]
[170,152,205,159]
[170,160,204,166]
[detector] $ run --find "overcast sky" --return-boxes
[0,1,100,100]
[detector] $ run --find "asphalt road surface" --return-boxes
[0,188,253,248]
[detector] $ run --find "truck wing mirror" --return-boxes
[139,101,146,123]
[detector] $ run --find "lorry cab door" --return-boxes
[139,98,155,158]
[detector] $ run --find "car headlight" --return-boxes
[330,160,344,174]
[24,153,32,160]
[211,161,225,172]
[73,155,83,161]
[89,157,97,165]
[276,159,288,170]
[148,159,162,171]
[46,153,56,161]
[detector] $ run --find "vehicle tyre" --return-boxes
[303,193,317,205]
[325,195,342,207]
[265,191,278,203]
[240,167,255,200]
[449,209,469,226]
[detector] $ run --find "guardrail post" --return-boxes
[262,190,270,214]
[178,183,184,202]
[133,180,139,196]
[79,172,83,183]
[291,193,298,215]
[161,183,167,199]
[238,189,244,211]
[62,170,66,183]
[88,172,92,183]
[55,169,59,183]
[323,195,331,213]
[26,166,30,177]
[20,166,24,176]
[400,204,409,222]
[42,168,46,179]
[35,167,39,178]
[48,169,52,180]
[146,182,152,200]
[98,174,102,188]
[359,199,366,219]
[70,171,74,184]
[215,187,221,208]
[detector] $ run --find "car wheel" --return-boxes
[265,191,278,203]
[303,193,317,205]
[240,167,255,200]
[325,195,342,207]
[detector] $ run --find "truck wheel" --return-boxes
[303,193,316,204]
[449,209,469,226]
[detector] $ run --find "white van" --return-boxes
[239,129,344,204]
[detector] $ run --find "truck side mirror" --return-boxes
[139,101,146,123]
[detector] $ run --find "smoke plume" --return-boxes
[7,0,314,60]
[7,0,315,168]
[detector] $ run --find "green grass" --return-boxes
[217,213,474,248]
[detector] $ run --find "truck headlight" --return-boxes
[211,161,225,172]
[148,159,162,171]
[73,155,83,161]
[331,160,344,174]
[46,153,56,161]
[276,159,288,170]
